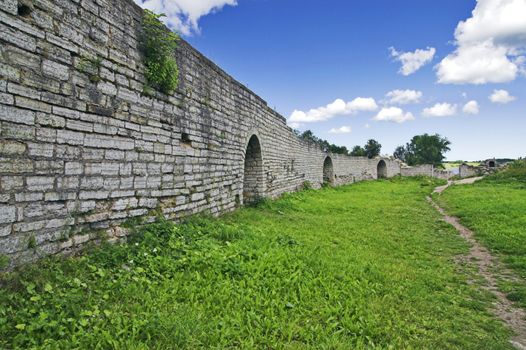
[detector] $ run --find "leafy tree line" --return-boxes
[293,130,452,167]
[349,139,382,159]
[295,130,350,155]
[394,134,451,167]
[294,130,382,158]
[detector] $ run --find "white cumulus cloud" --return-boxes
[329,126,352,134]
[463,100,480,114]
[373,107,415,123]
[385,89,423,105]
[289,97,378,124]
[436,0,526,84]
[422,103,458,117]
[135,0,237,35]
[390,47,436,76]
[489,89,516,104]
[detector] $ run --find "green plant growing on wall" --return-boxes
[0,254,9,269]
[79,56,102,83]
[140,10,179,95]
[27,235,37,250]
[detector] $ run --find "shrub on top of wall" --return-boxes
[140,10,179,95]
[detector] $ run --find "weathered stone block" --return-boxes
[36,113,66,128]
[0,205,16,224]
[0,224,11,237]
[15,192,44,202]
[42,60,69,81]
[0,104,35,125]
[0,92,14,104]
[0,158,33,173]
[65,162,83,175]
[28,142,54,157]
[0,0,17,15]
[26,176,54,191]
[0,140,26,156]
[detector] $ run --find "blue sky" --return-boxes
[137,0,526,161]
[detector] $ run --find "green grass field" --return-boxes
[0,178,514,349]
[437,161,526,309]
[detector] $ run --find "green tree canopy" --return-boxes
[364,139,382,159]
[394,134,451,167]
[350,145,366,157]
[296,130,349,155]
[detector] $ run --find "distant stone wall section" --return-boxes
[0,0,402,267]
[458,162,499,178]
[401,164,453,180]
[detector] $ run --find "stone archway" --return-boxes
[243,135,264,204]
[323,156,334,185]
[377,160,387,179]
[488,160,496,168]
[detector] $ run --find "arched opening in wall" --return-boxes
[323,157,334,185]
[488,160,496,168]
[243,135,264,205]
[377,160,387,179]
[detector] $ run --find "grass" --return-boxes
[0,177,513,349]
[437,161,526,308]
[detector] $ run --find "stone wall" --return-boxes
[0,0,401,267]
[401,164,434,177]
[401,164,453,180]
[459,164,480,178]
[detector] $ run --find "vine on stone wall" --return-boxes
[140,10,179,95]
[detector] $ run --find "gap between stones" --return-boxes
[427,177,526,350]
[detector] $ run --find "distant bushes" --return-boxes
[486,159,526,183]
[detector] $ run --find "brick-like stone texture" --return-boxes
[0,0,402,267]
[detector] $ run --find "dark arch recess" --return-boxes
[377,160,387,179]
[323,156,334,185]
[243,135,264,204]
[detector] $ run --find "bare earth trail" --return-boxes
[428,177,526,350]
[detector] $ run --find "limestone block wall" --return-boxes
[459,164,479,178]
[401,164,453,180]
[433,169,453,180]
[0,0,403,266]
[401,164,434,177]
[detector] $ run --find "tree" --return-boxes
[350,145,366,157]
[393,145,407,162]
[396,134,451,167]
[296,130,349,155]
[364,139,382,159]
[299,130,318,143]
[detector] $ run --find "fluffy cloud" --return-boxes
[390,47,436,76]
[385,89,423,105]
[329,126,352,134]
[422,103,458,117]
[436,0,526,84]
[135,0,237,35]
[489,89,516,104]
[462,100,480,114]
[437,41,518,84]
[289,97,378,123]
[373,107,415,123]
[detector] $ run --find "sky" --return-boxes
[134,0,526,161]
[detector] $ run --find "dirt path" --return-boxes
[428,178,526,350]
